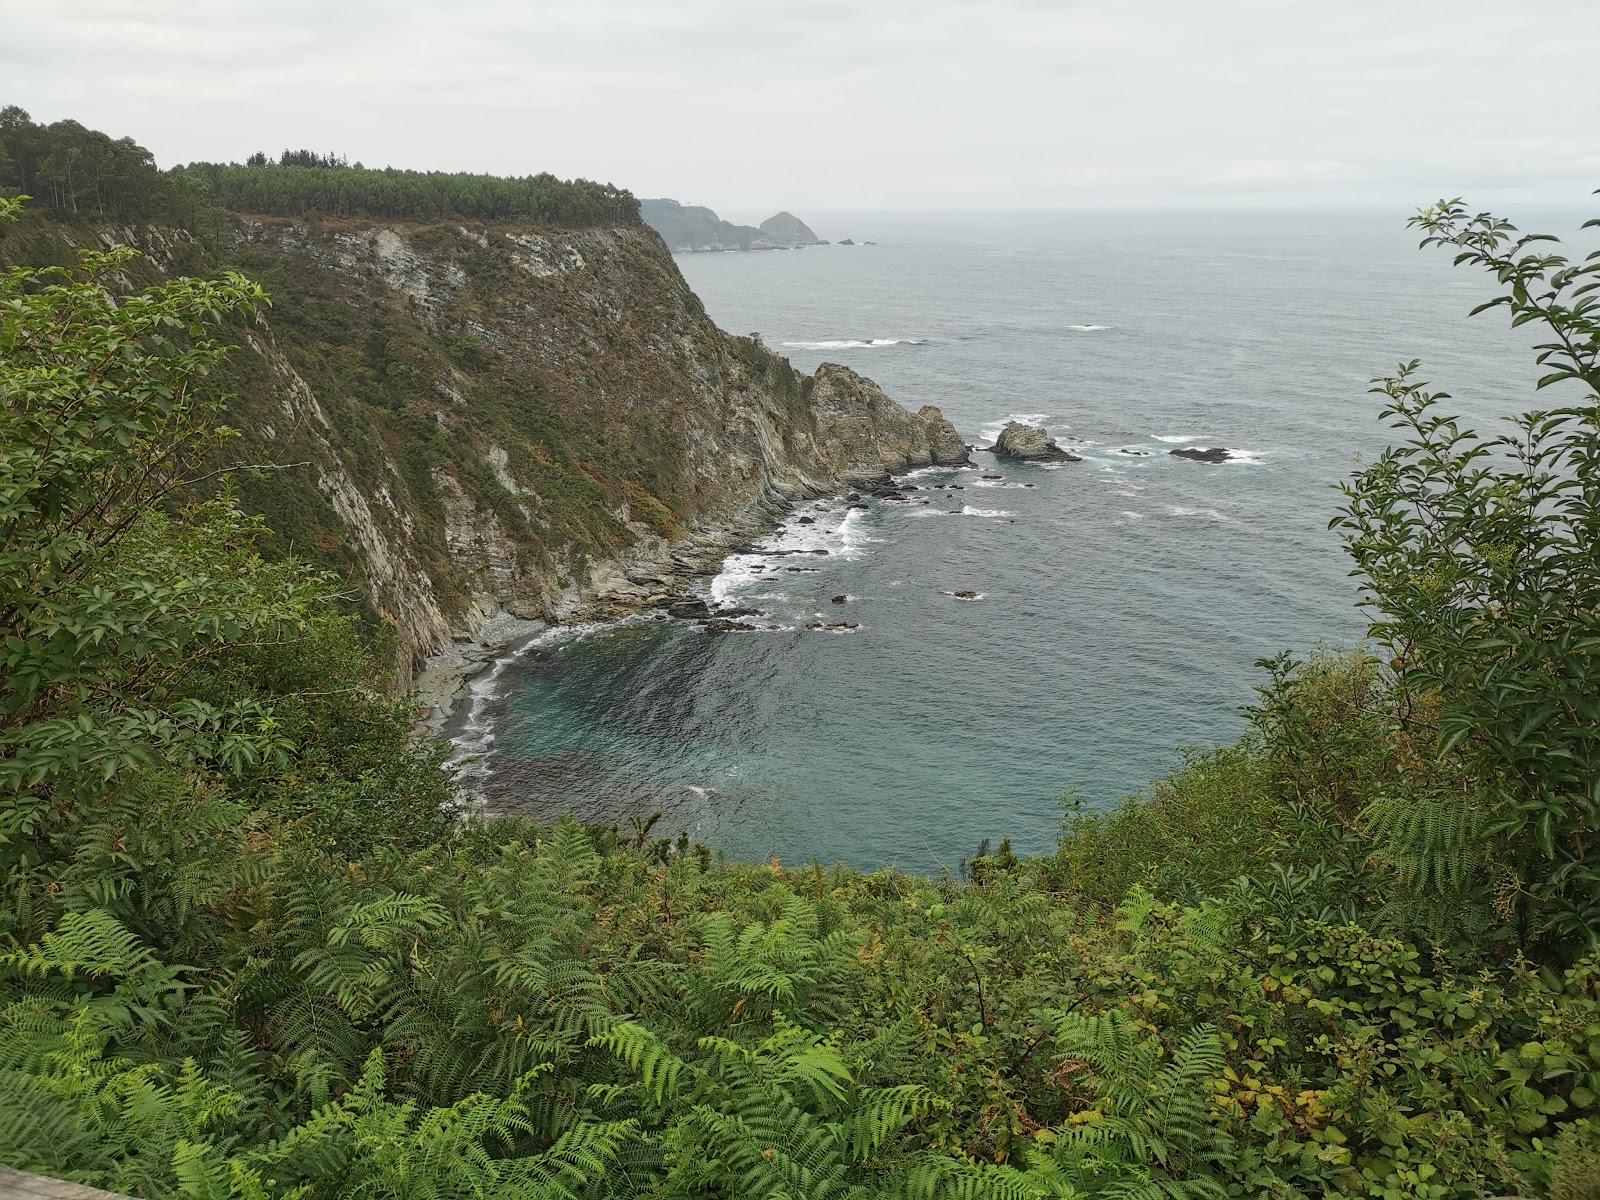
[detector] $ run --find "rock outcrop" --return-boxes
[808,364,973,482]
[1169,446,1233,463]
[758,211,823,247]
[991,421,1080,463]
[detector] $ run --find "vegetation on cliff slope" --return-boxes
[0,109,824,666]
[2,180,1599,1200]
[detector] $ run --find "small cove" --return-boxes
[460,209,1554,873]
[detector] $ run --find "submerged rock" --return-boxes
[1169,446,1232,464]
[992,421,1081,463]
[953,589,979,599]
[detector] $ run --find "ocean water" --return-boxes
[462,209,1568,873]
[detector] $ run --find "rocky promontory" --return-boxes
[641,198,826,252]
[991,421,1081,463]
[809,364,974,481]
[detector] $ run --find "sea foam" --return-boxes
[780,337,926,350]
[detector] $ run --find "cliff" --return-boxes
[3,211,963,670]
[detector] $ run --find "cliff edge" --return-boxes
[5,212,963,671]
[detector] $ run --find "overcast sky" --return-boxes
[5,0,1596,214]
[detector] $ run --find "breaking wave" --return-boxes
[780,337,927,349]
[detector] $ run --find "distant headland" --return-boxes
[641,198,831,252]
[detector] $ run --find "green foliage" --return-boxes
[1334,200,1600,950]
[4,189,1600,1199]
[175,161,640,227]
[0,105,200,222]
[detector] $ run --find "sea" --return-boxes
[451,207,1577,874]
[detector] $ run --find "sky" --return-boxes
[5,0,1597,214]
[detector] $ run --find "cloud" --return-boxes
[4,0,1595,209]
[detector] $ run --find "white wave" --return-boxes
[780,337,926,350]
[1065,324,1111,331]
[959,505,1014,518]
[970,477,1029,489]
[445,618,629,797]
[1168,505,1234,523]
[1119,511,1145,521]
[1154,434,1205,444]
[1222,449,1265,466]
[894,463,969,482]
[709,501,874,605]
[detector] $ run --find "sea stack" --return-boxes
[991,421,1080,463]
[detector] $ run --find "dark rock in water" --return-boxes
[953,589,979,599]
[1118,448,1152,457]
[847,492,862,501]
[807,620,859,630]
[797,515,815,524]
[1023,483,1036,488]
[667,598,713,620]
[704,618,757,634]
[831,594,849,604]
[838,238,856,246]
[716,605,763,619]
[1169,446,1232,464]
[992,420,1081,463]
[982,473,1005,480]
[765,548,829,556]
[785,566,820,573]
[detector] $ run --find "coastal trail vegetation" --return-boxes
[1,185,1598,1197]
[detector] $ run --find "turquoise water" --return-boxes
[466,209,1559,873]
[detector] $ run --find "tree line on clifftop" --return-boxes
[0,106,640,226]
[2,111,1600,1195]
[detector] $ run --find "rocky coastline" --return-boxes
[413,424,972,732]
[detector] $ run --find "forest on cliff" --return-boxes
[1,111,1599,1199]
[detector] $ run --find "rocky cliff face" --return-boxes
[7,213,965,671]
[809,365,971,481]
